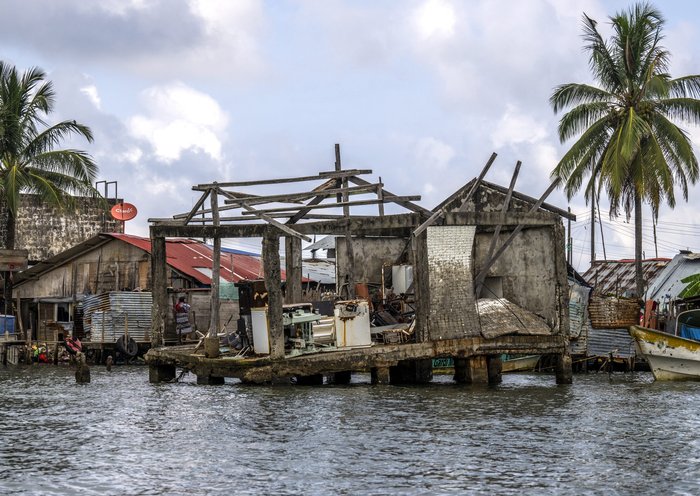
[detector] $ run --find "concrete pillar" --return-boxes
[371,366,390,385]
[197,374,225,385]
[296,374,324,386]
[333,370,352,385]
[149,364,175,383]
[487,355,503,385]
[390,359,433,384]
[555,353,573,384]
[454,356,488,384]
[149,233,168,347]
[412,232,430,343]
[263,230,284,359]
[285,236,303,303]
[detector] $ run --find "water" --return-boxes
[1,366,699,495]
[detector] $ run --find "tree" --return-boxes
[0,62,98,313]
[551,3,700,299]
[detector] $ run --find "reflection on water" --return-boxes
[1,366,699,495]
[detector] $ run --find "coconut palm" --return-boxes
[551,3,700,298]
[0,62,98,312]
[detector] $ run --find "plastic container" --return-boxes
[0,315,15,334]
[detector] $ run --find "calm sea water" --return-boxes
[1,365,699,495]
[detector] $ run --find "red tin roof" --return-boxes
[108,234,282,284]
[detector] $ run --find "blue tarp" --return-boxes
[680,324,700,341]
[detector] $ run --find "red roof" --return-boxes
[108,234,282,285]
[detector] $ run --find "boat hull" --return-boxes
[629,325,700,381]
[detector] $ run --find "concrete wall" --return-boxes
[426,225,480,340]
[474,227,560,329]
[336,236,406,292]
[0,194,122,261]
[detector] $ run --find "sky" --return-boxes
[3,0,700,272]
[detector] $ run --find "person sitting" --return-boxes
[174,296,193,342]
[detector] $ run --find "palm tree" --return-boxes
[551,3,700,299]
[0,62,98,313]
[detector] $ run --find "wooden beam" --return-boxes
[150,234,168,348]
[208,190,221,339]
[221,183,381,206]
[218,189,311,242]
[337,144,355,299]
[473,178,561,289]
[285,236,303,303]
[181,189,211,225]
[474,160,521,296]
[413,152,497,237]
[239,197,421,215]
[194,169,372,189]
[348,176,431,215]
[286,179,338,224]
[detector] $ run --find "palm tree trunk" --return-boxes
[2,209,15,315]
[635,192,644,300]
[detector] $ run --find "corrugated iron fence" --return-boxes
[83,291,152,343]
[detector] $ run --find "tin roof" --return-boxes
[109,233,273,284]
[583,258,671,298]
[647,252,700,302]
[14,233,281,287]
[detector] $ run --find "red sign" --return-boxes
[111,202,138,221]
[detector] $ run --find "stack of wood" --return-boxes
[589,296,640,329]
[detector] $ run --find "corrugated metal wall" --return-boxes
[83,291,152,343]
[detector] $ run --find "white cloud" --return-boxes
[415,137,456,170]
[413,0,457,41]
[80,85,101,110]
[127,82,228,163]
[491,105,548,149]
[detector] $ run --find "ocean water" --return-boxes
[1,365,698,495]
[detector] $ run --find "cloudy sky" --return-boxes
[3,0,700,271]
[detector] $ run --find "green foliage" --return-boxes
[679,273,700,299]
[551,3,700,296]
[0,61,99,231]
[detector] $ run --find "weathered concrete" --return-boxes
[149,364,176,383]
[284,236,303,303]
[146,334,567,385]
[0,194,122,262]
[371,366,390,385]
[204,337,220,359]
[336,236,406,291]
[555,353,573,384]
[487,355,503,384]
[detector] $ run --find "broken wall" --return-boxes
[335,236,406,292]
[426,225,480,340]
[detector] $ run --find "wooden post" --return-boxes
[285,236,302,303]
[149,233,170,383]
[150,233,167,349]
[204,188,221,359]
[336,144,356,298]
[263,230,284,360]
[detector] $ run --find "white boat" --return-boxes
[629,310,700,381]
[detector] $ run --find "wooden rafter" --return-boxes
[194,169,372,190]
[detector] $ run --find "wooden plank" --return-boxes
[218,189,312,242]
[348,176,431,215]
[181,189,211,225]
[194,169,372,189]
[474,160,521,296]
[239,197,421,215]
[263,231,284,359]
[413,152,497,237]
[221,183,381,206]
[336,144,355,298]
